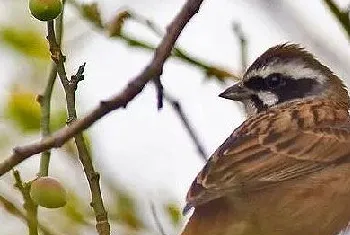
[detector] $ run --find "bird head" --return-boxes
[219,44,349,116]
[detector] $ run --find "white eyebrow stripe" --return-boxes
[246,61,327,83]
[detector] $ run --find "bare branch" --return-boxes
[154,77,164,110]
[232,23,248,72]
[150,202,167,235]
[47,16,110,234]
[68,1,237,82]
[164,93,207,162]
[38,2,65,177]
[0,194,57,235]
[13,170,38,235]
[0,4,204,229]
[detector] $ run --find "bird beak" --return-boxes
[219,84,253,101]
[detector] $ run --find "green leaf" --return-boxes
[165,203,182,226]
[5,91,41,133]
[0,26,49,59]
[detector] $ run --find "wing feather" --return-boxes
[186,123,350,209]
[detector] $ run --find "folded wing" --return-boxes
[185,123,350,210]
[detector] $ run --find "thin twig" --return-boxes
[133,11,207,155]
[164,92,207,162]
[47,19,110,235]
[154,77,164,110]
[124,10,239,81]
[232,23,248,72]
[0,194,57,235]
[323,0,350,39]
[68,1,237,82]
[38,1,65,178]
[37,65,56,177]
[0,0,205,177]
[127,10,239,82]
[150,202,167,235]
[13,170,38,235]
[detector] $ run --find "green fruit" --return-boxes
[29,0,63,21]
[30,177,67,208]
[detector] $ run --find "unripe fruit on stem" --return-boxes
[29,0,63,21]
[30,177,67,208]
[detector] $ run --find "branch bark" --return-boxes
[0,194,57,235]
[38,1,65,178]
[0,0,205,202]
[47,16,111,234]
[164,93,207,162]
[68,1,236,82]
[13,170,38,235]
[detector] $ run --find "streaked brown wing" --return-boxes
[185,123,350,209]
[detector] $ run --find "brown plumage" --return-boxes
[181,44,350,235]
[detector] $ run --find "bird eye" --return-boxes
[265,74,286,89]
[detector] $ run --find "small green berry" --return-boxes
[30,177,67,208]
[29,0,63,21]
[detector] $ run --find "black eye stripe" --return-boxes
[244,76,265,90]
[243,73,322,113]
[244,73,289,90]
[265,74,286,89]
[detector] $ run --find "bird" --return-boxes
[180,43,350,235]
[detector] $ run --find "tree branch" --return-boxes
[47,18,110,234]
[13,170,38,235]
[38,1,65,178]
[68,1,236,82]
[164,92,207,162]
[0,0,204,177]
[232,23,248,72]
[150,202,167,235]
[0,194,57,235]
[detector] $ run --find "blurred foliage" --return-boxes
[5,90,41,133]
[0,26,49,59]
[4,90,69,134]
[109,10,131,37]
[0,0,348,233]
[81,3,103,29]
[165,203,181,226]
[50,109,67,132]
[0,195,22,217]
[63,192,89,225]
[113,192,143,231]
[71,2,238,82]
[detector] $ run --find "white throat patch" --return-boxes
[257,91,279,106]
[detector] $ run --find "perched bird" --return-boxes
[181,44,350,235]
